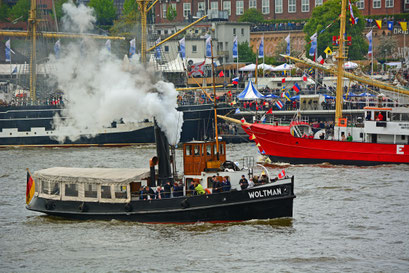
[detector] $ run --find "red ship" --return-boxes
[241,106,409,165]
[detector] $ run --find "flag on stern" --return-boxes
[277,169,286,179]
[26,171,35,205]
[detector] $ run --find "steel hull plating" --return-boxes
[243,124,409,165]
[27,183,295,223]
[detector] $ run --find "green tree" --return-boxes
[238,8,264,24]
[122,0,137,17]
[238,41,257,63]
[303,0,367,60]
[88,0,117,26]
[0,1,10,21]
[9,0,30,21]
[166,4,176,21]
[376,35,398,61]
[52,0,69,21]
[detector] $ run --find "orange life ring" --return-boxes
[204,188,211,195]
[338,118,347,127]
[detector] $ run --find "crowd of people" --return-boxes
[251,21,306,32]
[137,172,278,200]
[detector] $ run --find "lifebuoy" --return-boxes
[338,118,347,127]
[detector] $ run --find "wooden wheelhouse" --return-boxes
[183,140,226,175]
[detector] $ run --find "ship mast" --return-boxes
[335,0,348,127]
[0,0,125,101]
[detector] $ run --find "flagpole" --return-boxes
[263,34,265,79]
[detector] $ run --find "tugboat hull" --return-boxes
[27,182,295,223]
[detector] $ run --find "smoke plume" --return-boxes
[47,2,183,145]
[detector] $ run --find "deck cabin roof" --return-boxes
[34,167,150,184]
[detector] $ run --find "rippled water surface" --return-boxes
[1,143,408,272]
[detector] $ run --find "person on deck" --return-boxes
[194,182,205,195]
[341,132,346,141]
[239,175,249,190]
[222,177,231,192]
[163,181,172,198]
[212,176,222,193]
[347,133,353,142]
[155,186,164,199]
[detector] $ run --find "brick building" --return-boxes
[154,0,408,24]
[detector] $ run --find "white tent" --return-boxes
[239,63,256,72]
[270,63,295,71]
[237,80,263,100]
[343,61,358,69]
[239,63,274,72]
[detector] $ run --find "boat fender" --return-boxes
[181,199,190,209]
[124,203,133,212]
[45,201,55,210]
[79,202,88,212]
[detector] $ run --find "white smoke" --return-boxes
[47,2,183,145]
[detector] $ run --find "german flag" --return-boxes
[26,171,35,205]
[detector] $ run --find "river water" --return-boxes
[1,143,408,272]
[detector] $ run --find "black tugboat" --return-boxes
[25,125,295,223]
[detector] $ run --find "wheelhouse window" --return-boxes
[206,144,212,155]
[114,185,128,199]
[275,0,283,13]
[84,184,97,198]
[194,145,201,156]
[185,145,192,156]
[101,185,112,199]
[65,184,78,197]
[219,143,225,155]
[288,0,296,13]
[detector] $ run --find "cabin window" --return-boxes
[41,180,50,194]
[206,145,212,155]
[101,185,112,199]
[114,185,127,199]
[207,177,214,188]
[402,135,405,140]
[41,181,59,195]
[84,184,97,198]
[185,145,192,156]
[65,184,78,197]
[219,144,224,155]
[402,113,409,121]
[214,144,218,155]
[194,145,200,156]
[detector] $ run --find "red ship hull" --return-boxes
[243,124,409,165]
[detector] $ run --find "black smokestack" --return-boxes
[154,119,173,186]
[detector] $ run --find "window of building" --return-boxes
[223,1,231,15]
[171,3,176,11]
[262,0,270,14]
[356,0,364,9]
[405,0,409,4]
[288,0,296,13]
[373,0,381,8]
[198,1,205,12]
[162,4,167,18]
[65,184,78,197]
[84,184,97,198]
[241,28,244,35]
[275,0,283,13]
[211,1,218,11]
[233,28,236,35]
[302,0,310,12]
[192,45,197,53]
[315,0,323,6]
[101,185,111,199]
[183,3,191,18]
[385,0,394,8]
[249,0,257,9]
[236,1,244,15]
[164,45,169,52]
